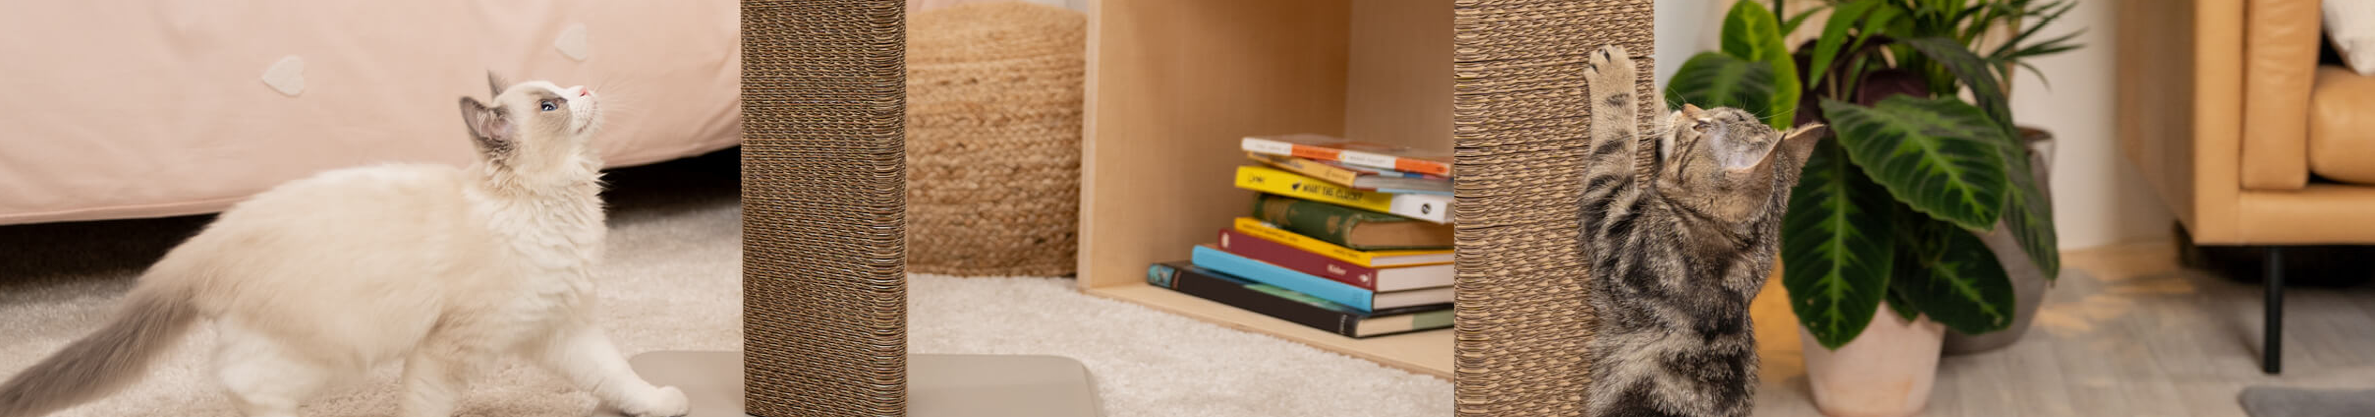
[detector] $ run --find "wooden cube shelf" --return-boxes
[1076,0,1456,378]
[1076,9,1657,414]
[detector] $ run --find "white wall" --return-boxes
[1655,0,2171,250]
[1653,0,1721,86]
[2008,0,2174,249]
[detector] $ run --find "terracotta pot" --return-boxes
[1944,127,2058,354]
[1800,301,1945,417]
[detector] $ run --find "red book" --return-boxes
[1216,229,1452,292]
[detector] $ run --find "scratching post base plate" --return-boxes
[593,351,1101,417]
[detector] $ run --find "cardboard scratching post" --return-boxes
[1451,1,1656,417]
[606,1,1098,416]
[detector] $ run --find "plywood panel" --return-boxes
[1079,0,1353,289]
[1344,0,1454,151]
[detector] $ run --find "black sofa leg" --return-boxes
[2264,246,2284,375]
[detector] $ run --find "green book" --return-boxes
[1250,194,1455,251]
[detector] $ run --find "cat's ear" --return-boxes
[1777,123,1828,163]
[1680,103,1707,120]
[486,72,510,98]
[459,97,512,151]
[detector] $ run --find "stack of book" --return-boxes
[1146,134,1456,339]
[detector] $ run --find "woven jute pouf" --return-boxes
[905,1,1085,277]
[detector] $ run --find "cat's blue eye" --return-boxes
[539,101,558,112]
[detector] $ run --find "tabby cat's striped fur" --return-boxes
[1576,45,1827,417]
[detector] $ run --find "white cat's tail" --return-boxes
[0,282,197,417]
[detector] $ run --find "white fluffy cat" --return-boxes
[0,76,690,417]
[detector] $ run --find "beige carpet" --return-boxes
[0,151,1452,417]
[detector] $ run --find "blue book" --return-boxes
[1189,244,1454,312]
[1193,244,1373,311]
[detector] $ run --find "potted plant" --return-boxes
[1671,1,2081,416]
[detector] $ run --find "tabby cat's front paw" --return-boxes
[1584,45,1637,90]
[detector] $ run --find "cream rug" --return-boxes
[0,154,1451,417]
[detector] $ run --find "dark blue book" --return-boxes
[1147,261,1452,338]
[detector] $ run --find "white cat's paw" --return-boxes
[630,386,690,417]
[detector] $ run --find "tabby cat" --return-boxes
[1575,45,1827,417]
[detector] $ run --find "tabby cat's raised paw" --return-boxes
[1585,45,1636,92]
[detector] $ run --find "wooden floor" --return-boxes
[1747,241,2375,417]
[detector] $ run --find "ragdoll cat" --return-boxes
[1575,45,1826,417]
[0,76,690,417]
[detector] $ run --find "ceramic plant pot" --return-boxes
[1800,301,1945,417]
[1944,127,2058,355]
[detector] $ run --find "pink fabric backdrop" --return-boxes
[0,0,742,225]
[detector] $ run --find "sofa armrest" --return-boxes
[2117,0,2247,241]
[2239,0,2322,190]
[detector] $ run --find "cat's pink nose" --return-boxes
[579,88,592,97]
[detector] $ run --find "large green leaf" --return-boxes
[1667,53,1777,116]
[1721,1,1800,129]
[1807,0,1882,93]
[1884,282,1921,322]
[1804,1,1902,105]
[1820,96,2010,231]
[1999,136,2061,280]
[1721,1,1782,67]
[1889,218,2018,335]
[1783,139,1897,350]
[1905,36,2060,279]
[1883,206,1933,323]
[1903,37,2012,135]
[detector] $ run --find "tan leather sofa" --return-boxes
[2116,0,2375,375]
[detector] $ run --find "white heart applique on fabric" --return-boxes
[260,56,306,97]
[555,23,589,61]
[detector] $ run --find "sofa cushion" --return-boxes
[2310,66,2375,184]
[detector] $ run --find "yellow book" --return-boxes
[1233,217,1452,268]
[1234,165,1451,223]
